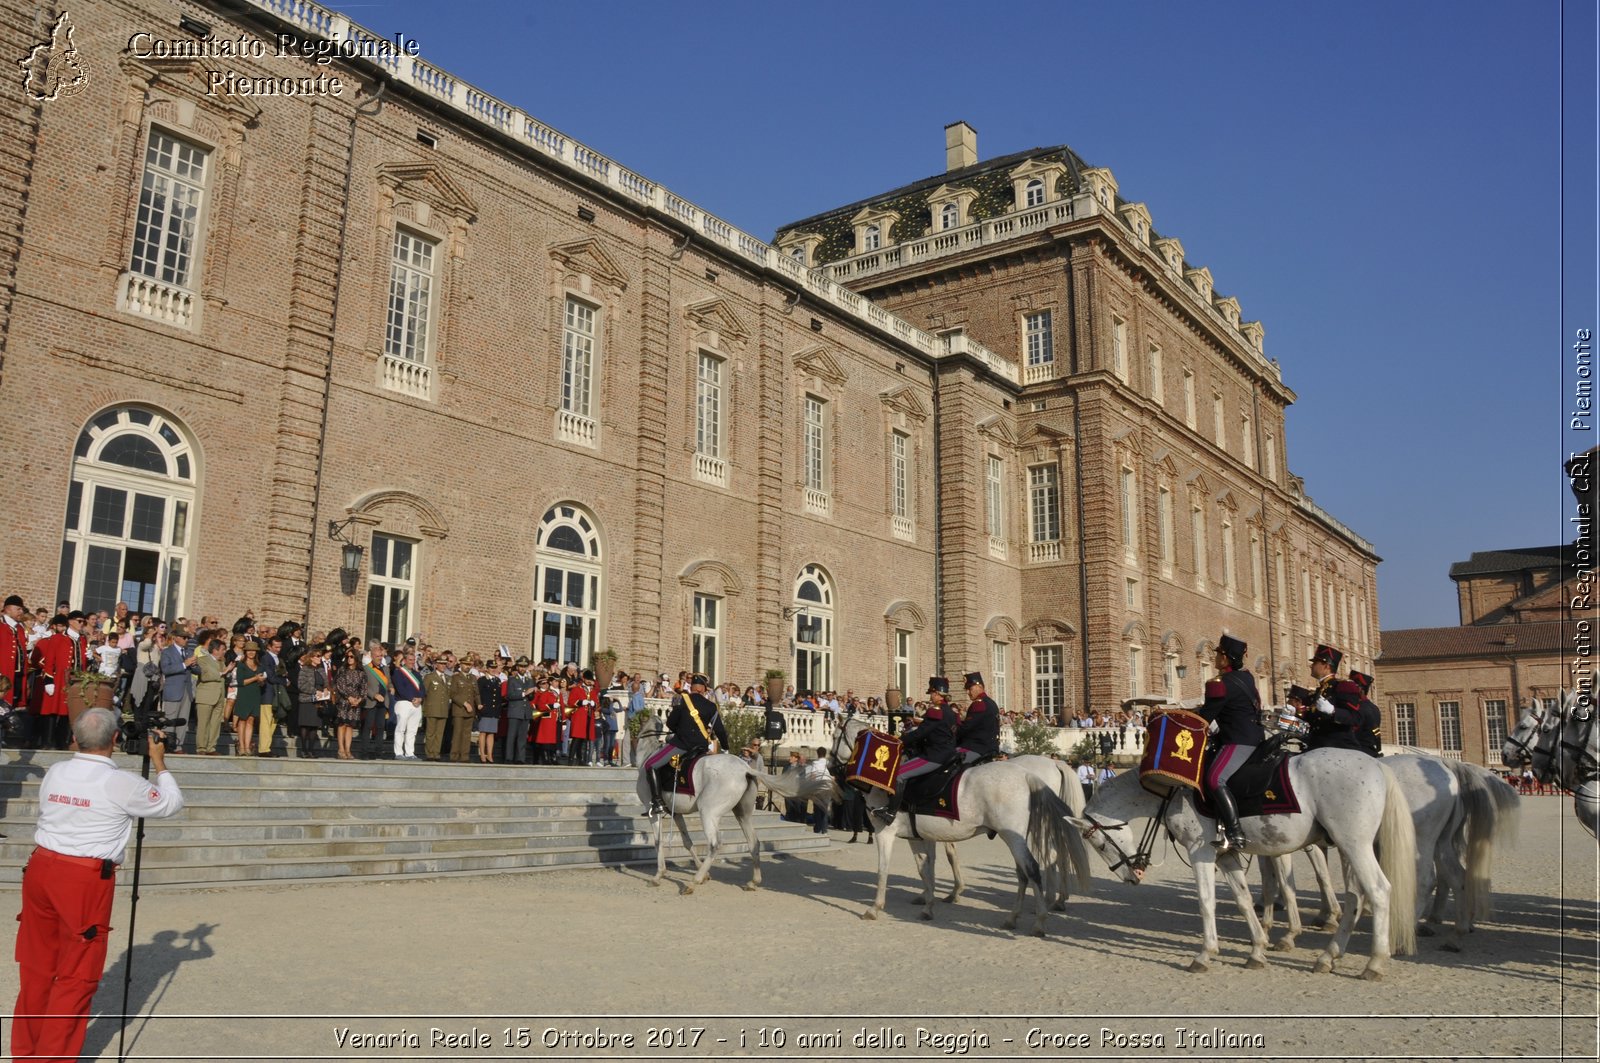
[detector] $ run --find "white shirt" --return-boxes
[34,752,185,862]
[96,643,121,677]
[1077,764,1094,785]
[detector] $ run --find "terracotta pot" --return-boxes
[592,656,618,691]
[66,675,116,729]
[884,688,903,712]
[765,677,786,705]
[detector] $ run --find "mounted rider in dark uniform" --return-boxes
[1347,670,1384,758]
[641,673,728,817]
[1196,633,1266,853]
[873,676,959,824]
[1302,644,1367,754]
[956,671,1001,764]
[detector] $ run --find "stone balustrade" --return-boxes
[117,272,195,328]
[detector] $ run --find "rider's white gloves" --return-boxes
[1315,696,1335,715]
[1207,719,1219,735]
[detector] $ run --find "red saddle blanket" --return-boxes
[655,750,708,797]
[905,763,964,821]
[1195,747,1301,820]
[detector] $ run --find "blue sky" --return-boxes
[351,0,1591,630]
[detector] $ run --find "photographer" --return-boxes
[12,707,184,1062]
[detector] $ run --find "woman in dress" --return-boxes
[294,645,327,758]
[231,643,266,756]
[332,649,367,760]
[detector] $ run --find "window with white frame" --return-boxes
[1438,701,1462,752]
[1111,316,1127,379]
[1157,487,1174,570]
[891,430,910,520]
[986,456,1005,539]
[560,296,597,420]
[365,533,418,645]
[696,351,724,461]
[1265,432,1278,481]
[804,395,827,493]
[991,641,1008,711]
[59,407,196,617]
[1119,466,1136,550]
[1029,464,1060,542]
[1190,503,1207,584]
[893,629,911,699]
[692,593,721,685]
[533,505,603,668]
[1128,645,1142,698]
[1125,577,1139,610]
[1148,345,1164,404]
[1024,179,1045,207]
[385,228,437,365]
[1393,702,1416,746]
[1242,415,1255,467]
[1250,529,1264,606]
[130,129,209,290]
[863,224,881,251]
[940,202,958,230]
[790,245,806,263]
[1033,645,1064,722]
[1212,393,1225,449]
[1276,548,1288,616]
[1024,310,1053,366]
[1485,699,1508,751]
[1182,368,1196,428]
[1222,519,1236,596]
[793,564,833,694]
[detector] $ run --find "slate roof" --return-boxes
[1448,546,1566,580]
[1378,621,1567,662]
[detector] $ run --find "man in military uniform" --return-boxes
[446,655,480,764]
[640,673,728,817]
[956,671,1001,765]
[1347,670,1384,758]
[873,677,959,825]
[1303,644,1366,753]
[1195,633,1266,853]
[420,652,452,761]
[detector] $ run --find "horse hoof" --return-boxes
[941,895,957,904]
[1030,927,1047,939]
[1319,920,1340,933]
[1001,918,1018,930]
[860,909,878,921]
[647,879,662,888]
[1186,961,1209,974]
[1313,956,1334,974]
[1269,939,1293,953]
[1442,942,1462,953]
[1051,901,1068,912]
[742,882,759,892]
[1417,924,1435,937]
[1360,967,1385,982]
[920,910,933,921]
[1244,957,1267,970]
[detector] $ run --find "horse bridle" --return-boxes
[1078,789,1174,876]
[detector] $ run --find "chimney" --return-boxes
[945,121,977,171]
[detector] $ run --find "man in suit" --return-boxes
[447,656,479,763]
[156,630,194,750]
[361,642,392,760]
[190,638,228,755]
[503,657,534,765]
[421,652,453,761]
[256,636,288,757]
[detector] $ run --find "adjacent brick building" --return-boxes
[0,0,1376,716]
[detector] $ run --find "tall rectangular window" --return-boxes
[1395,703,1417,746]
[1157,487,1173,569]
[1119,467,1136,550]
[1485,699,1508,751]
[893,629,912,700]
[1148,345,1164,403]
[986,456,1005,538]
[1250,529,1264,606]
[692,593,720,684]
[891,431,910,519]
[1222,520,1236,595]
[1033,645,1064,723]
[1024,310,1054,367]
[365,534,417,646]
[1242,415,1255,467]
[695,352,723,459]
[1265,432,1278,481]
[560,297,597,418]
[991,642,1008,711]
[1029,464,1060,542]
[130,130,209,288]
[1182,369,1196,428]
[1439,701,1462,752]
[386,229,437,364]
[1125,577,1139,610]
[804,395,827,492]
[1111,315,1127,378]
[1212,393,1226,449]
[1128,646,1141,698]
[1190,504,1206,583]
[1276,548,1288,616]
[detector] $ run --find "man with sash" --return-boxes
[1347,670,1384,758]
[1196,634,1265,853]
[391,647,424,760]
[872,677,959,825]
[1303,644,1366,754]
[358,642,391,760]
[956,670,1001,765]
[641,673,727,818]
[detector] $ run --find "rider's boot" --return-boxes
[1211,784,1248,853]
[644,767,664,818]
[871,785,901,825]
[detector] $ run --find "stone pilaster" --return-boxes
[630,240,671,662]
[754,294,787,671]
[0,6,44,408]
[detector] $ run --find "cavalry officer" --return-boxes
[956,671,1001,764]
[1196,634,1266,853]
[1303,644,1367,753]
[1347,670,1384,758]
[11,708,184,1063]
[641,673,727,817]
[873,677,959,825]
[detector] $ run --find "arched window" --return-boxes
[792,564,834,693]
[863,224,881,252]
[940,203,958,230]
[533,504,603,667]
[1025,179,1045,207]
[60,406,197,616]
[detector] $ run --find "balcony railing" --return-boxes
[379,353,432,399]
[989,535,1008,560]
[1028,540,1062,563]
[804,487,830,516]
[693,453,727,487]
[1024,360,1056,385]
[117,272,195,329]
[891,515,914,540]
[556,409,597,447]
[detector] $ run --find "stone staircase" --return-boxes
[0,751,829,889]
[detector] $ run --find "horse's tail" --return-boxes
[1376,764,1419,956]
[1029,782,1093,895]
[1447,759,1522,923]
[747,763,833,805]
[1053,759,1086,817]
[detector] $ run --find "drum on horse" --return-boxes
[1503,688,1599,839]
[1072,747,1418,979]
[634,728,833,893]
[829,718,1091,935]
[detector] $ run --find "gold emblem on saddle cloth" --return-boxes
[1173,729,1196,762]
[871,745,891,771]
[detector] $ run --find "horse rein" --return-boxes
[1079,789,1173,875]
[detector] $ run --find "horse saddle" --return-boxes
[905,761,964,821]
[1196,735,1302,819]
[654,750,707,797]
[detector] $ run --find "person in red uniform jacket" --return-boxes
[0,595,30,743]
[565,668,598,765]
[12,708,184,1063]
[531,674,561,764]
[28,614,75,750]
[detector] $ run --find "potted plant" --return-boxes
[763,668,787,706]
[66,668,116,728]
[884,687,903,712]
[591,647,619,690]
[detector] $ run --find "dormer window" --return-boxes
[863,224,881,251]
[850,206,899,255]
[777,231,823,268]
[941,202,959,230]
[927,184,978,232]
[1010,158,1067,213]
[1025,179,1045,207]
[790,245,806,263]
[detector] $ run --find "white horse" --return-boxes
[634,731,833,893]
[831,719,1091,935]
[1503,688,1599,839]
[1074,748,1418,979]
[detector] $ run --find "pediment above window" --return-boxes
[549,237,628,292]
[879,385,929,422]
[975,414,1018,447]
[376,162,479,223]
[685,297,750,348]
[793,345,848,388]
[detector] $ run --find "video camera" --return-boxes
[119,685,182,756]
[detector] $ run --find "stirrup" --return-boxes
[871,805,896,824]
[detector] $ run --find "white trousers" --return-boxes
[393,699,421,757]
